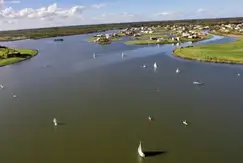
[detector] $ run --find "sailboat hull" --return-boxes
[138,143,145,157]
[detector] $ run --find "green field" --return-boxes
[0,47,38,66]
[173,38,243,64]
[125,34,212,45]
[136,33,169,39]
[125,39,177,45]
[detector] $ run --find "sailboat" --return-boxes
[193,81,203,85]
[183,120,188,126]
[153,62,157,69]
[53,118,58,126]
[138,141,145,158]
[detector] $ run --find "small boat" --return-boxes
[0,84,4,89]
[93,53,96,59]
[153,62,157,69]
[138,141,145,158]
[193,81,203,85]
[237,73,240,76]
[148,116,153,121]
[54,38,64,42]
[183,120,188,126]
[122,53,124,58]
[176,68,180,74]
[13,94,17,98]
[142,65,146,68]
[53,118,58,126]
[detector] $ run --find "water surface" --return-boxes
[0,33,243,163]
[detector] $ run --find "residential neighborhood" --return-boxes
[212,23,243,34]
[90,24,211,45]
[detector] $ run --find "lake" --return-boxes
[0,32,243,163]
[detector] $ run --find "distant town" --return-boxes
[0,16,243,42]
[89,24,211,45]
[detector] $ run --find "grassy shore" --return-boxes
[209,30,243,37]
[125,39,177,45]
[125,34,213,45]
[173,37,243,64]
[0,47,38,66]
[88,37,121,42]
[136,34,169,39]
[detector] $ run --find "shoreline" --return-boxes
[209,31,243,38]
[0,49,38,67]
[125,34,213,45]
[172,36,243,65]
[0,30,111,42]
[173,49,243,65]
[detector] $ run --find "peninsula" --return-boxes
[173,37,243,64]
[0,46,38,66]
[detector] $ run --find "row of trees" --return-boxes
[0,17,243,39]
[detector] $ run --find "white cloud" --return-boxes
[197,8,206,13]
[0,3,241,31]
[0,3,85,19]
[91,3,106,9]
[154,12,174,16]
[0,3,88,30]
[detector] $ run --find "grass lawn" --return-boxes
[0,47,38,66]
[136,33,169,39]
[125,39,177,45]
[173,38,243,64]
[125,34,213,45]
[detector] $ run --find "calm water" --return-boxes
[0,32,242,163]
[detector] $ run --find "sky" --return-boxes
[0,0,243,30]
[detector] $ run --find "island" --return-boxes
[0,46,38,66]
[124,25,212,45]
[173,37,243,64]
[88,32,124,45]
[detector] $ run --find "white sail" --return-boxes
[138,141,145,158]
[153,62,157,68]
[183,120,188,126]
[193,81,202,85]
[53,118,58,126]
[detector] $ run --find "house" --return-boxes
[157,38,165,42]
[96,34,104,37]
[105,34,110,39]
[182,33,190,37]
